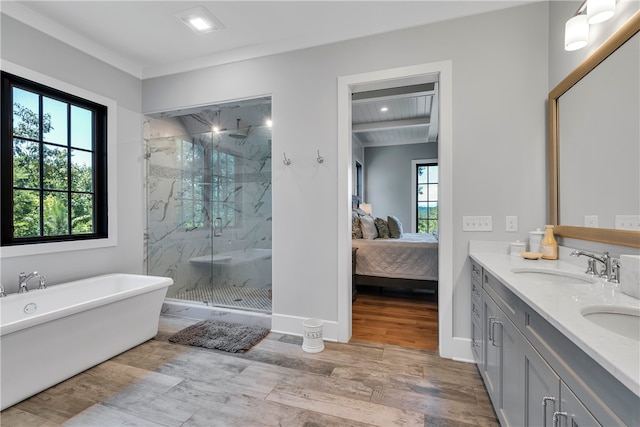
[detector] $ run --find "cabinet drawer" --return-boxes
[471,317,483,365]
[471,279,483,305]
[471,260,482,285]
[483,271,525,329]
[471,297,482,326]
[523,308,633,426]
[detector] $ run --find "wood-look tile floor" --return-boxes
[352,287,438,351]
[1,315,497,427]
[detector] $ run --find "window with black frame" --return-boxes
[1,72,108,246]
[416,162,438,234]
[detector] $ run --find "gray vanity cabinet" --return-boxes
[470,262,483,365]
[470,257,636,427]
[523,338,598,426]
[481,274,525,427]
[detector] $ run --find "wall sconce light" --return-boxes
[564,0,617,51]
[565,14,589,51]
[587,0,616,24]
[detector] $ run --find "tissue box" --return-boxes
[620,255,640,299]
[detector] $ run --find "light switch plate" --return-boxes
[463,216,493,231]
[584,215,598,228]
[616,215,640,231]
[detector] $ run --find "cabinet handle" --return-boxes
[542,396,556,427]
[490,319,502,347]
[553,411,567,427]
[488,316,498,341]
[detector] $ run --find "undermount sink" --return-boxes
[582,306,640,341]
[511,268,596,285]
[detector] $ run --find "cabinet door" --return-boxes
[524,339,561,427]
[500,306,524,427]
[471,316,483,364]
[471,294,483,365]
[559,382,601,427]
[483,292,500,401]
[483,291,525,427]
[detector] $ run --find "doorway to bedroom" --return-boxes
[350,75,440,351]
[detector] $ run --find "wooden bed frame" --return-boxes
[351,196,438,296]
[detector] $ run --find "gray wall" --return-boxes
[0,15,144,291]
[547,0,640,256]
[143,1,550,350]
[364,143,438,230]
[1,0,635,358]
[549,0,640,90]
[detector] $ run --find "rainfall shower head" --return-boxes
[229,117,251,139]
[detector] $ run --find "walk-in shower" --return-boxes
[144,97,272,314]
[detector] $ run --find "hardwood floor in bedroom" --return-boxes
[1,315,497,427]
[352,287,438,351]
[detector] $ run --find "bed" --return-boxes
[351,196,438,295]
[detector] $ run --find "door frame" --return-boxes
[336,61,454,358]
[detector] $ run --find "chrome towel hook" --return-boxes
[283,152,291,165]
[316,150,324,164]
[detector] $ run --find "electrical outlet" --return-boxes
[463,216,493,231]
[506,216,518,232]
[584,215,598,228]
[616,215,640,231]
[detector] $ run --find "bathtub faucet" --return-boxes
[18,271,41,293]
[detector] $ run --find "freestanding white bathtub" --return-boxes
[0,273,172,410]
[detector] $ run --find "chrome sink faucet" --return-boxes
[570,251,618,283]
[0,283,6,298]
[18,271,41,293]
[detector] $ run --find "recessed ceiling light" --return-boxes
[176,6,225,34]
[380,107,388,112]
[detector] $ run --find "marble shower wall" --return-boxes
[144,104,272,299]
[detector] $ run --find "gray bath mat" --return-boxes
[168,320,270,353]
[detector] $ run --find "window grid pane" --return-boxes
[416,163,438,234]
[3,72,104,245]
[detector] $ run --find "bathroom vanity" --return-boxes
[469,243,639,426]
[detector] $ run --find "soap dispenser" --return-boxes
[540,225,558,260]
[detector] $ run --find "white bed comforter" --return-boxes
[351,232,438,281]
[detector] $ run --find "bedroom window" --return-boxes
[416,162,438,233]
[355,161,363,199]
[1,71,108,246]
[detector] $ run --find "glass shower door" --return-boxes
[145,97,272,313]
[146,132,216,303]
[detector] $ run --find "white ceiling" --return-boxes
[2,1,534,79]
[352,82,439,147]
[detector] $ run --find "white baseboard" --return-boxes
[451,336,475,363]
[271,313,338,342]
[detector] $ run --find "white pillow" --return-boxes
[387,215,403,238]
[359,215,378,240]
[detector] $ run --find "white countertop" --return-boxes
[469,242,640,397]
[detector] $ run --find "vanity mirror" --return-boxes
[549,11,640,248]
